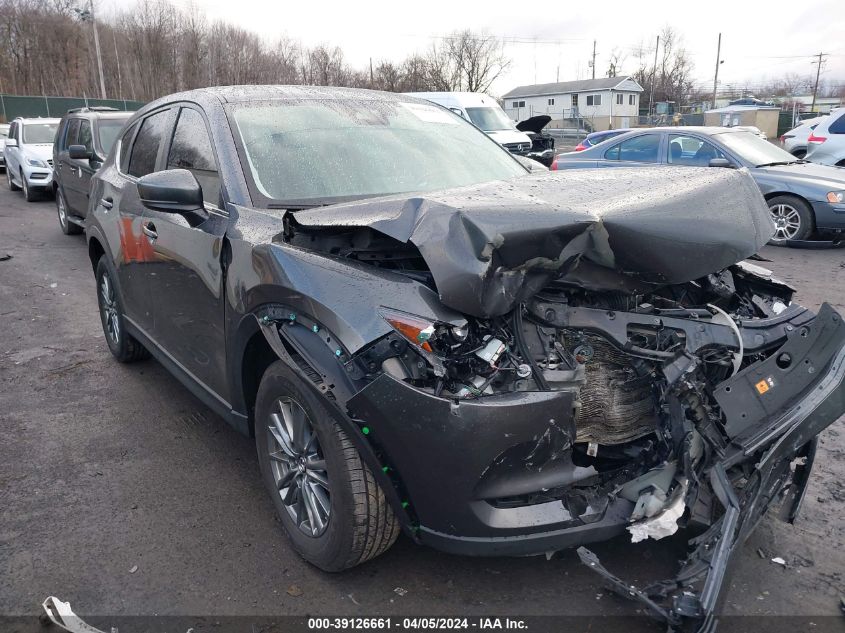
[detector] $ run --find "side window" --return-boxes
[668,134,727,166]
[605,134,660,163]
[77,120,93,153]
[118,123,137,173]
[166,107,220,205]
[9,122,17,142]
[66,119,82,150]
[128,110,169,177]
[829,112,845,134]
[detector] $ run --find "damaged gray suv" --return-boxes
[84,86,845,632]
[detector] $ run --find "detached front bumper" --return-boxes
[580,302,845,632]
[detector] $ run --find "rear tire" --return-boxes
[768,195,814,245]
[255,361,399,571]
[57,188,82,235]
[7,165,19,191]
[95,256,150,363]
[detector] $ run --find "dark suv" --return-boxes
[84,86,845,631]
[53,107,133,235]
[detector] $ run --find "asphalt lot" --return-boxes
[1,185,843,632]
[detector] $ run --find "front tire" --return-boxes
[7,165,19,191]
[57,188,82,235]
[21,170,37,202]
[255,361,399,571]
[95,257,150,363]
[768,195,814,245]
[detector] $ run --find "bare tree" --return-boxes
[0,0,512,105]
[440,30,510,92]
[632,27,694,105]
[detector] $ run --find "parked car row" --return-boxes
[2,87,844,633]
[553,126,845,244]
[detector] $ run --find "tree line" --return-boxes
[0,0,510,101]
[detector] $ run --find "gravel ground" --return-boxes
[0,186,843,632]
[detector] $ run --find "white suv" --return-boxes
[805,107,845,167]
[4,117,60,201]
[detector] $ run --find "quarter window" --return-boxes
[605,134,660,162]
[167,107,220,205]
[78,120,93,153]
[64,119,81,151]
[829,112,845,134]
[128,110,169,177]
[668,134,727,166]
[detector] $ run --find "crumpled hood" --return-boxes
[292,166,775,317]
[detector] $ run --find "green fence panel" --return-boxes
[0,94,146,122]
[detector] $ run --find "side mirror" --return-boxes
[709,158,733,168]
[5,138,17,148]
[449,107,465,119]
[137,169,204,214]
[68,144,92,160]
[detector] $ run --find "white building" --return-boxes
[502,77,644,131]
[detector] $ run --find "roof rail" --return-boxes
[66,106,120,114]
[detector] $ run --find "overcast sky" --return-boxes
[103,0,845,96]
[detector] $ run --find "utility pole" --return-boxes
[810,52,827,113]
[712,33,722,110]
[75,0,107,99]
[369,57,374,88]
[648,35,659,116]
[90,0,106,99]
[591,40,596,80]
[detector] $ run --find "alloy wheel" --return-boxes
[770,203,801,242]
[57,191,67,228]
[100,271,120,345]
[267,397,331,537]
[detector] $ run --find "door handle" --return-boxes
[141,221,157,240]
[100,197,113,210]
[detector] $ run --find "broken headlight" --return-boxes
[379,307,472,375]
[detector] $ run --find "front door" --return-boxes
[115,109,174,333]
[144,105,230,403]
[63,119,96,215]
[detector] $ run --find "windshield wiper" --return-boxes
[756,161,799,167]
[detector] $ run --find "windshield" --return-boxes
[464,106,515,132]
[717,131,797,166]
[230,99,526,206]
[97,119,128,155]
[22,122,58,144]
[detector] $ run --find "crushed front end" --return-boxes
[341,262,845,631]
[280,168,845,631]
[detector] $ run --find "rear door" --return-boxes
[144,104,230,402]
[6,121,20,175]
